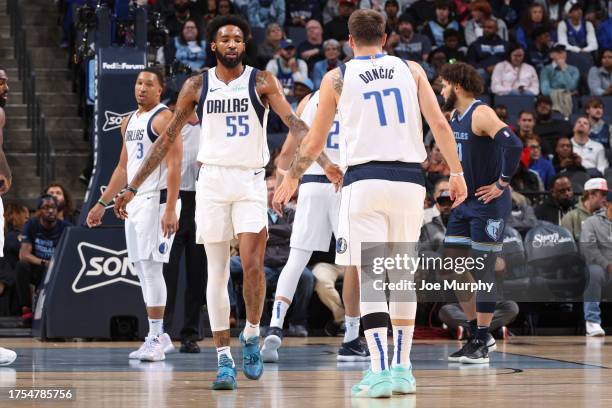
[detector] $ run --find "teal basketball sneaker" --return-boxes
[351,369,393,398]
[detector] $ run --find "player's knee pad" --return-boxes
[138,260,166,307]
[204,242,231,332]
[361,311,389,331]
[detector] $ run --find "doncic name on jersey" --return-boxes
[72,242,140,293]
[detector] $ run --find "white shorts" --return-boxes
[124,191,181,263]
[290,181,340,252]
[195,165,267,244]
[335,179,425,266]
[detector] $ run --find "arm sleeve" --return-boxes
[588,67,604,96]
[494,127,524,181]
[584,22,598,52]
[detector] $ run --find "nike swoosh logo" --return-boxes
[347,347,368,356]
[210,87,222,92]
[254,170,264,176]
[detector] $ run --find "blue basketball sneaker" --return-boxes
[391,365,416,394]
[211,355,237,390]
[239,331,264,380]
[351,369,393,398]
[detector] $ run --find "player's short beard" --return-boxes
[0,93,7,108]
[216,49,244,68]
[442,87,457,112]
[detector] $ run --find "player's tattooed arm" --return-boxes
[128,75,200,189]
[256,70,333,169]
[330,67,343,95]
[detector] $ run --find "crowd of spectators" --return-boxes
[41,0,612,338]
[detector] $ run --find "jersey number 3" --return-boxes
[363,88,405,127]
[136,142,144,159]
[226,115,249,137]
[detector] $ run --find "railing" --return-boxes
[7,0,55,190]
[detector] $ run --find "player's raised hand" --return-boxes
[274,176,299,208]
[86,203,105,228]
[475,182,504,205]
[0,175,11,195]
[449,174,468,208]
[113,190,134,220]
[323,163,344,192]
[161,209,179,238]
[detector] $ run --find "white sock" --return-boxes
[344,315,360,343]
[392,325,414,368]
[148,318,163,337]
[364,327,388,373]
[269,300,290,329]
[216,346,234,367]
[244,321,260,338]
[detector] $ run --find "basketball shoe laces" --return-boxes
[217,355,235,380]
[143,336,160,354]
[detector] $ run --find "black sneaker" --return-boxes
[459,339,489,364]
[180,339,200,353]
[448,340,472,362]
[337,338,370,362]
[486,333,496,352]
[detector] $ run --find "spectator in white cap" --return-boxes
[561,178,609,240]
[571,115,609,176]
[580,189,612,337]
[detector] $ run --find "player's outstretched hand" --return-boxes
[323,163,344,192]
[86,203,105,228]
[161,209,179,238]
[113,190,134,220]
[475,182,504,204]
[449,174,468,208]
[0,175,11,195]
[274,176,299,210]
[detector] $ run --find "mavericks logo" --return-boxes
[72,243,140,293]
[103,110,132,132]
[336,238,348,254]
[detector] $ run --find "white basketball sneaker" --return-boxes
[0,347,16,366]
[158,333,175,354]
[129,340,148,359]
[140,336,166,362]
[586,321,606,337]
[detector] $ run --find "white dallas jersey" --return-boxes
[337,54,426,167]
[180,121,200,191]
[300,91,341,175]
[196,66,270,169]
[125,103,169,195]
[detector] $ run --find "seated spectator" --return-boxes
[422,0,463,49]
[562,178,609,240]
[534,175,576,224]
[425,48,448,86]
[265,39,308,96]
[467,18,509,84]
[508,189,539,234]
[527,135,556,189]
[571,116,609,176]
[596,16,612,50]
[424,141,450,186]
[165,0,201,37]
[556,3,597,68]
[491,43,539,96]
[257,22,284,69]
[312,39,344,90]
[490,0,525,29]
[292,78,315,109]
[286,0,323,28]
[536,0,564,28]
[202,0,237,24]
[587,49,612,96]
[580,192,612,337]
[384,0,401,34]
[420,182,452,247]
[324,0,357,43]
[403,0,437,30]
[229,175,315,337]
[527,25,552,74]
[515,3,551,50]
[584,97,611,149]
[16,195,70,326]
[247,0,285,29]
[158,19,207,72]
[533,95,573,153]
[539,44,580,118]
[439,300,519,340]
[494,105,511,125]
[552,136,587,173]
[0,203,29,299]
[436,28,467,62]
[311,262,345,336]
[45,182,76,224]
[464,0,508,46]
[511,162,543,192]
[516,110,537,166]
[298,19,325,74]
[387,16,432,63]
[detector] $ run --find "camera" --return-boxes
[148,12,169,49]
[169,59,192,76]
[76,4,97,29]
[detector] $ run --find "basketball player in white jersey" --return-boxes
[275,10,467,398]
[86,68,183,362]
[261,90,369,363]
[0,68,16,366]
[113,16,342,390]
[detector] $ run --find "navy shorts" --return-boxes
[444,189,511,252]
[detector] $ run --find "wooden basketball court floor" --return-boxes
[0,336,610,407]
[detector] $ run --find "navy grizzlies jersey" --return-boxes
[450,100,502,198]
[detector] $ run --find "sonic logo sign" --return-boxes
[72,242,140,293]
[103,110,132,132]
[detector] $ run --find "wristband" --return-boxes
[98,198,109,207]
[450,172,464,177]
[495,181,506,191]
[126,184,138,195]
